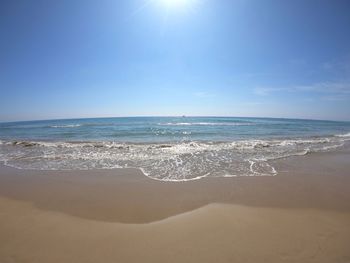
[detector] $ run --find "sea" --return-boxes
[0,117,350,181]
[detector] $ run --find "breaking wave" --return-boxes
[158,122,255,126]
[0,133,348,181]
[50,124,82,128]
[336,132,350,138]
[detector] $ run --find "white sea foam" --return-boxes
[0,134,348,181]
[320,143,344,151]
[50,124,82,128]
[336,132,350,138]
[158,122,254,126]
[248,160,277,176]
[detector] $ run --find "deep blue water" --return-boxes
[0,117,350,181]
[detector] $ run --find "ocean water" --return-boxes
[0,117,350,181]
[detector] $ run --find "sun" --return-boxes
[156,0,197,10]
[159,0,190,7]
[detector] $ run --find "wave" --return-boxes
[158,122,255,126]
[45,123,116,129]
[335,132,350,138]
[49,124,82,128]
[3,140,131,149]
[1,136,344,150]
[0,133,348,182]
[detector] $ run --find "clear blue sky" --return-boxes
[1,0,350,122]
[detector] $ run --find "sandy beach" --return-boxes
[1,147,350,262]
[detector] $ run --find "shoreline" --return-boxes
[1,146,350,223]
[1,136,349,181]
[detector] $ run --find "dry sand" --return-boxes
[0,148,350,262]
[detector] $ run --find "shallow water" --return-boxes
[1,117,350,181]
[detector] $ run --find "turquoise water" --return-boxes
[1,117,349,142]
[0,117,350,181]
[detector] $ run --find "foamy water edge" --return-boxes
[0,132,349,182]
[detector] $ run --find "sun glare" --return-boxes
[160,0,189,7]
[156,0,197,10]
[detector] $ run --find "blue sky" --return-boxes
[1,0,350,122]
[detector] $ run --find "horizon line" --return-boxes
[0,115,349,124]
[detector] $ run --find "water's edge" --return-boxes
[1,132,349,182]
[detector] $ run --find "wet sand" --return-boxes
[0,147,350,262]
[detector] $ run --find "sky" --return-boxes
[1,0,350,122]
